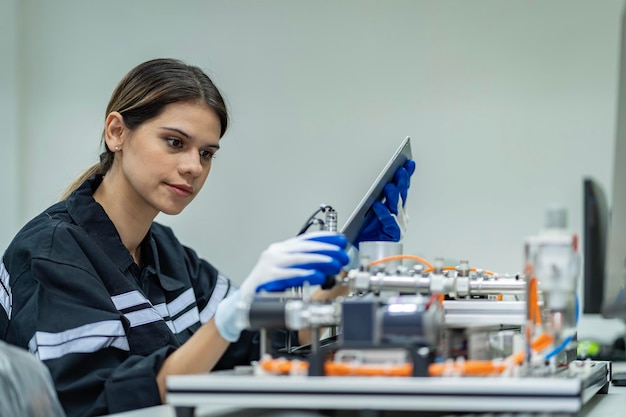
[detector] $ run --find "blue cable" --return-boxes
[543,294,580,360]
[545,334,574,360]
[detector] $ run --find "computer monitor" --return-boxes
[602,7,626,321]
[583,178,609,314]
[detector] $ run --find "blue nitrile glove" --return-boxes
[353,159,416,249]
[214,231,349,341]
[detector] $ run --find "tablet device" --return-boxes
[340,136,413,246]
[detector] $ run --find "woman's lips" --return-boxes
[167,183,193,197]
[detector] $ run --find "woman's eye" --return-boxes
[167,138,183,148]
[200,149,215,160]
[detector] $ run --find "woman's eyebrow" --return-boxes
[161,126,220,149]
[161,126,191,138]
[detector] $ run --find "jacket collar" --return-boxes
[66,174,138,272]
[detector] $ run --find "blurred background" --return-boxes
[1,0,623,308]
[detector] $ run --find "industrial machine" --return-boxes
[166,205,611,417]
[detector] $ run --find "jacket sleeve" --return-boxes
[8,258,175,417]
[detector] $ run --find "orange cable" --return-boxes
[368,255,497,278]
[534,278,543,326]
[428,332,554,377]
[259,358,308,374]
[258,333,554,378]
[369,255,434,270]
[528,277,537,324]
[324,362,413,377]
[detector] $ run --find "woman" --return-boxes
[0,58,414,417]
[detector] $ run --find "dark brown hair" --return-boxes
[61,58,228,199]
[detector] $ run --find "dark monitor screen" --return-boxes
[583,177,608,314]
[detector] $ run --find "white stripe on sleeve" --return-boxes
[124,307,164,327]
[166,288,196,317]
[29,320,129,361]
[172,306,200,334]
[199,274,230,324]
[153,302,168,319]
[0,262,12,318]
[111,290,149,310]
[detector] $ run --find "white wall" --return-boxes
[9,0,625,289]
[0,0,19,253]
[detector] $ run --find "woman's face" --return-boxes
[113,101,222,217]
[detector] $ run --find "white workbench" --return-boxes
[105,362,626,417]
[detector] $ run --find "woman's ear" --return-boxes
[104,112,126,152]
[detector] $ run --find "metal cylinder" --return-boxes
[285,300,341,330]
[247,299,286,329]
[325,208,338,232]
[354,272,525,296]
[456,260,471,277]
[379,302,442,347]
[469,279,526,294]
[368,274,429,294]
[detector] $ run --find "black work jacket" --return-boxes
[0,175,265,417]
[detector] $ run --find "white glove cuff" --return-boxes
[214,290,245,342]
[342,245,361,272]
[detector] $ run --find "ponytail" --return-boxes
[59,149,114,201]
